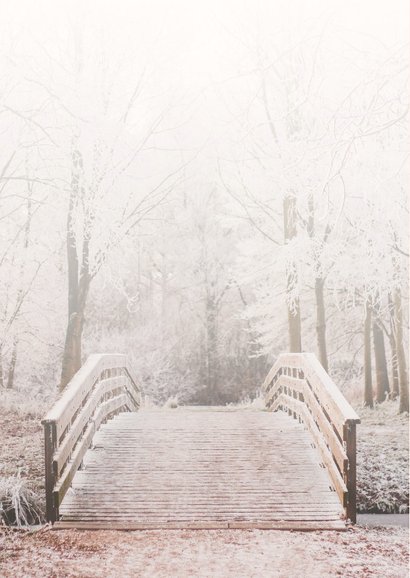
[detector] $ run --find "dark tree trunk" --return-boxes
[60,262,89,392]
[389,293,399,399]
[199,330,206,393]
[283,194,301,353]
[60,146,90,392]
[205,286,218,403]
[60,308,86,391]
[307,194,329,371]
[388,293,399,399]
[394,288,409,413]
[6,339,17,389]
[364,301,373,408]
[315,277,328,372]
[372,301,390,403]
[390,341,400,400]
[0,347,3,388]
[287,302,302,353]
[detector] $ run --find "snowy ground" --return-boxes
[0,391,45,523]
[356,401,409,513]
[0,525,408,578]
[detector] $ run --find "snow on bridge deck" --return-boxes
[55,408,345,530]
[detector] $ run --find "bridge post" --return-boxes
[43,420,58,523]
[344,421,357,524]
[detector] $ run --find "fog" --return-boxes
[0,0,408,409]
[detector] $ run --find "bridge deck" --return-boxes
[56,408,346,530]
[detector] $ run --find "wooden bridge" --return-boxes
[42,353,360,531]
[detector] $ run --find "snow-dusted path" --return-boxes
[1,526,408,578]
[58,408,343,530]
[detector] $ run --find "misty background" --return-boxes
[0,0,408,408]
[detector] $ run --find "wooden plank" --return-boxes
[93,393,130,430]
[56,409,344,529]
[61,507,340,513]
[261,358,282,393]
[42,354,126,439]
[263,352,359,523]
[42,353,141,440]
[54,420,95,507]
[301,385,348,473]
[271,394,348,506]
[42,353,145,523]
[60,509,342,515]
[265,375,305,407]
[277,375,306,394]
[60,499,342,509]
[303,353,360,424]
[54,394,130,506]
[59,512,343,520]
[53,520,347,530]
[123,362,142,395]
[263,353,360,427]
[53,377,128,475]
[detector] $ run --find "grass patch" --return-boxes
[0,473,44,526]
[356,400,409,513]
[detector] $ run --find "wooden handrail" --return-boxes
[262,352,360,523]
[42,354,142,522]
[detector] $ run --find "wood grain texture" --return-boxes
[58,408,346,530]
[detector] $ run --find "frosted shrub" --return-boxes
[164,396,179,409]
[0,473,43,526]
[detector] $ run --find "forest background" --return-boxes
[0,0,408,414]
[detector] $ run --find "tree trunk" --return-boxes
[306,194,328,370]
[287,302,302,353]
[60,145,90,392]
[394,288,409,413]
[205,292,218,403]
[315,277,328,372]
[283,194,301,352]
[364,301,373,408]
[388,293,399,399]
[0,347,3,388]
[160,252,167,346]
[6,339,17,389]
[60,258,89,392]
[372,301,390,403]
[199,329,206,393]
[60,309,85,391]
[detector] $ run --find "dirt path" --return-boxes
[0,526,408,578]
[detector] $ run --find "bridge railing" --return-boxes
[262,352,360,523]
[42,353,142,523]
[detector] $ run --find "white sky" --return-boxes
[0,0,408,165]
[3,0,408,74]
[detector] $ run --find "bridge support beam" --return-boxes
[344,421,357,524]
[44,421,58,523]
